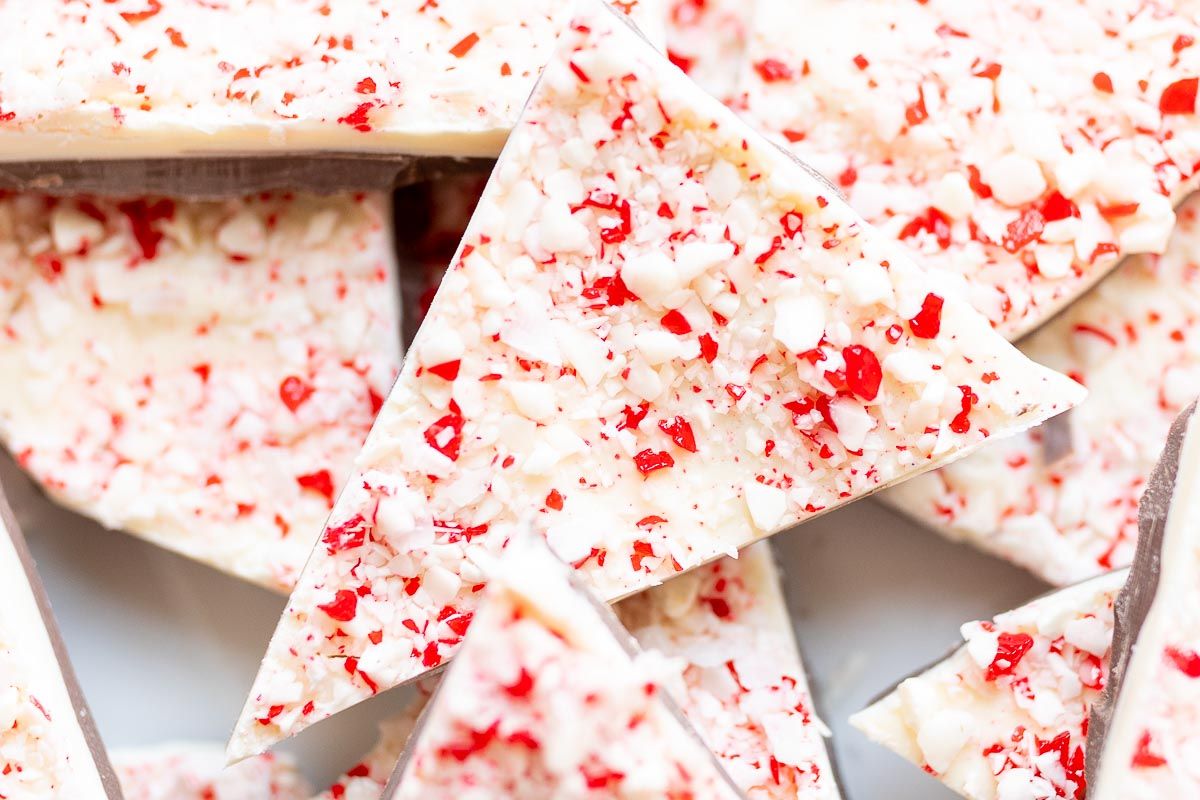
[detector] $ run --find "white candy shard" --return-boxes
[0,0,665,161]
[741,0,1200,339]
[664,0,756,100]
[1091,407,1200,799]
[114,744,310,800]
[0,488,120,799]
[382,536,745,800]
[230,0,1082,759]
[851,569,1126,800]
[0,193,401,592]
[884,195,1200,585]
[316,543,838,800]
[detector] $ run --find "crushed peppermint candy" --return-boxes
[0,193,400,592]
[740,0,1200,339]
[884,195,1200,586]
[113,744,310,800]
[1090,405,1200,799]
[316,542,839,800]
[229,0,1082,759]
[0,0,665,161]
[665,0,755,100]
[852,569,1126,800]
[0,488,118,800]
[383,535,745,799]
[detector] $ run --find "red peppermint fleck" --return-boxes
[699,333,718,363]
[966,165,993,199]
[842,345,882,401]
[118,198,175,260]
[630,540,656,571]
[279,375,314,411]
[356,77,377,94]
[950,385,978,434]
[337,103,374,132]
[1160,77,1198,115]
[1002,207,1045,253]
[908,293,944,339]
[898,207,952,249]
[1041,191,1079,222]
[853,54,869,70]
[1166,646,1200,677]
[505,669,535,698]
[297,470,335,502]
[905,86,929,126]
[322,515,366,554]
[704,596,732,618]
[449,32,480,58]
[1132,731,1167,768]
[619,402,650,430]
[545,489,564,511]
[318,589,358,622]
[1092,72,1114,93]
[422,642,442,668]
[426,360,461,381]
[658,416,697,453]
[667,49,694,73]
[583,272,638,308]
[120,0,162,23]
[986,632,1034,680]
[424,411,465,461]
[660,309,691,335]
[973,62,1002,80]
[633,449,675,476]
[1175,35,1196,53]
[753,58,793,83]
[257,705,284,726]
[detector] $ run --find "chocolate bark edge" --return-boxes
[0,155,491,199]
[0,482,125,799]
[1084,399,1198,788]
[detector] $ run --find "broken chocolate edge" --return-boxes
[0,155,491,199]
[0,481,125,799]
[1084,398,1198,787]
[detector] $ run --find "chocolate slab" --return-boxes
[0,481,124,799]
[0,155,490,199]
[1084,400,1197,788]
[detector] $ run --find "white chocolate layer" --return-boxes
[741,0,1200,339]
[114,744,310,800]
[386,536,744,800]
[1093,413,1200,798]
[0,0,664,161]
[0,504,113,799]
[884,195,1200,585]
[230,0,1082,759]
[852,570,1127,800]
[0,193,401,592]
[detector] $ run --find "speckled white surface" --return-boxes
[3,449,1046,800]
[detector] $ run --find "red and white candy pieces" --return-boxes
[229,0,1083,759]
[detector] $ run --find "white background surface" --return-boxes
[3,451,1051,800]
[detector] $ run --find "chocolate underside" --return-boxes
[0,481,125,799]
[1084,399,1198,788]
[0,154,490,199]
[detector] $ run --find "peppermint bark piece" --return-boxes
[617,542,839,799]
[0,485,122,799]
[882,195,1200,585]
[114,744,309,800]
[665,0,756,100]
[230,0,1083,758]
[1088,403,1200,797]
[741,0,1200,340]
[316,544,839,800]
[852,569,1126,800]
[0,193,400,592]
[0,0,664,167]
[382,537,746,800]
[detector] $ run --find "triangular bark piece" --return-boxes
[1087,402,1200,797]
[380,536,746,800]
[229,0,1082,758]
[0,483,122,799]
[883,195,1200,585]
[315,543,840,800]
[0,193,400,592]
[113,743,310,800]
[740,0,1200,339]
[852,569,1126,800]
